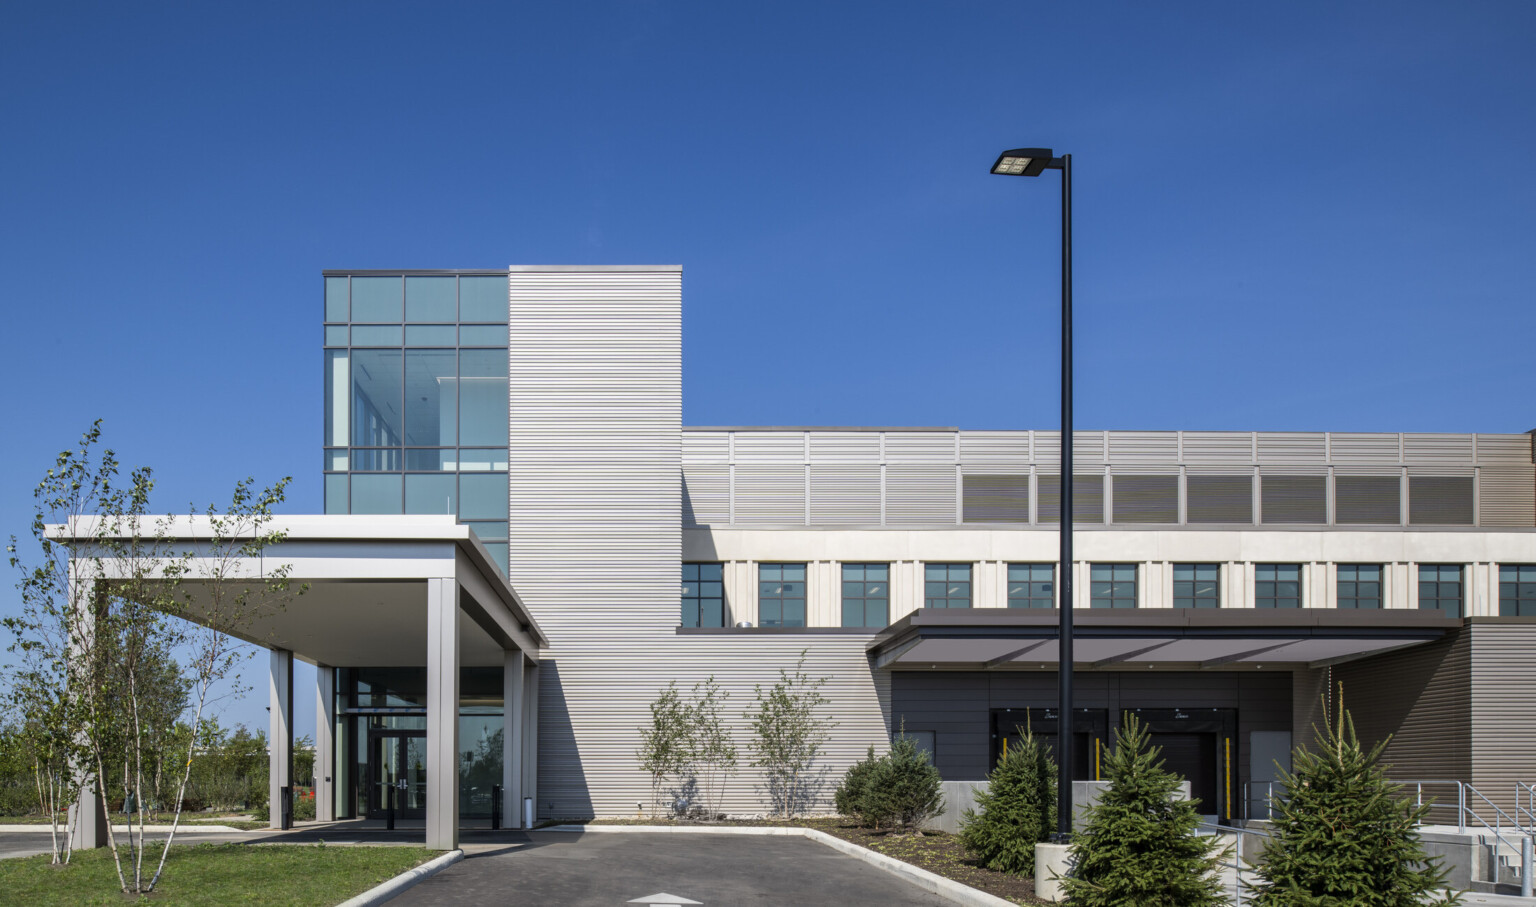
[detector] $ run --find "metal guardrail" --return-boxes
[1198,821,1269,907]
[1242,779,1535,894]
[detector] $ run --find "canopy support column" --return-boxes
[425,577,460,850]
[503,649,525,827]
[314,664,335,822]
[269,648,293,830]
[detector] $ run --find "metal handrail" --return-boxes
[1197,821,1270,907]
[1517,782,1536,829]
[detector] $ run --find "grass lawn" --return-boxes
[0,814,269,831]
[0,843,437,905]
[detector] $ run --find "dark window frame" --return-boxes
[1418,564,1463,617]
[841,563,890,628]
[759,563,808,628]
[924,563,973,609]
[1500,565,1536,617]
[1337,564,1384,609]
[683,562,726,628]
[1256,563,1303,609]
[1007,563,1056,609]
[1173,563,1221,609]
[1090,563,1138,609]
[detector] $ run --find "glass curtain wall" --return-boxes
[324,273,511,573]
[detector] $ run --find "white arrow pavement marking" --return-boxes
[627,894,703,905]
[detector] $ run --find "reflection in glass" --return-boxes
[352,325,404,347]
[352,350,402,447]
[325,350,349,446]
[405,474,457,515]
[460,473,509,520]
[325,276,349,322]
[683,563,726,628]
[405,325,457,347]
[404,449,454,471]
[459,324,509,347]
[351,276,402,322]
[459,350,508,446]
[459,276,508,322]
[456,449,509,471]
[404,350,456,447]
[325,325,348,347]
[405,276,456,322]
[324,474,348,514]
[351,474,402,514]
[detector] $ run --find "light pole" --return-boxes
[991,147,1073,842]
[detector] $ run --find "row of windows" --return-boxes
[680,563,1536,627]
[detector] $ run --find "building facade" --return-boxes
[320,266,1536,823]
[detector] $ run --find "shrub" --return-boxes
[863,735,944,831]
[1061,714,1228,906]
[1247,693,1463,906]
[834,746,883,826]
[960,724,1055,875]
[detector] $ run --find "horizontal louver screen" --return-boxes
[1261,475,1327,524]
[1335,475,1401,525]
[1111,474,1178,523]
[809,465,882,525]
[1479,467,1536,527]
[962,475,1029,523]
[1038,474,1104,524]
[1408,476,1474,526]
[886,465,956,524]
[733,465,804,525]
[1187,474,1254,523]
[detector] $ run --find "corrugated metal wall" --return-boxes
[1470,621,1536,817]
[682,429,1533,529]
[509,269,891,819]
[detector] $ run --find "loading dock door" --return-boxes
[1122,708,1237,821]
[991,708,1109,780]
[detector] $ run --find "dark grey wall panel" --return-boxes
[1335,475,1402,525]
[1112,474,1179,524]
[1470,622,1536,817]
[1408,476,1475,526]
[891,670,1291,785]
[962,474,1029,524]
[1187,474,1254,524]
[1262,475,1327,524]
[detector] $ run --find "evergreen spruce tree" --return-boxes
[1061,714,1229,907]
[959,724,1056,875]
[834,746,885,827]
[1247,693,1463,907]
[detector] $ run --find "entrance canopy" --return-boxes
[867,608,1457,671]
[54,514,545,851]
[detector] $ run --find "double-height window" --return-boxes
[759,563,807,627]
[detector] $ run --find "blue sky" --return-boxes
[2,1,1533,733]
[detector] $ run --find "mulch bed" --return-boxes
[584,815,1048,905]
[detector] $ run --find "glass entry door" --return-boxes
[368,730,427,819]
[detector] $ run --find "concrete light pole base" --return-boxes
[1034,843,1071,902]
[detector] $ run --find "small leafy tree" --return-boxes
[1061,714,1229,906]
[688,676,736,819]
[862,733,944,832]
[637,682,691,817]
[746,653,834,818]
[1247,692,1463,907]
[961,723,1056,875]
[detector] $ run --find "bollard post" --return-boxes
[386,782,395,831]
[491,784,502,830]
[1523,835,1533,898]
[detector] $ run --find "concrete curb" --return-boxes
[334,849,463,907]
[543,824,1015,907]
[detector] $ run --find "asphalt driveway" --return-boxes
[392,830,954,906]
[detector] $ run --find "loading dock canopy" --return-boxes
[867,609,1459,671]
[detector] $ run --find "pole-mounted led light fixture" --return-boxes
[990,148,1059,177]
[992,144,1073,843]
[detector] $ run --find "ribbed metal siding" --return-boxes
[1257,432,1328,464]
[886,465,957,524]
[681,465,729,526]
[1470,623,1536,817]
[733,464,805,525]
[1108,431,1178,464]
[809,465,882,525]
[1334,631,1471,824]
[1476,432,1535,528]
[508,269,683,816]
[1330,433,1402,464]
[1184,432,1254,465]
